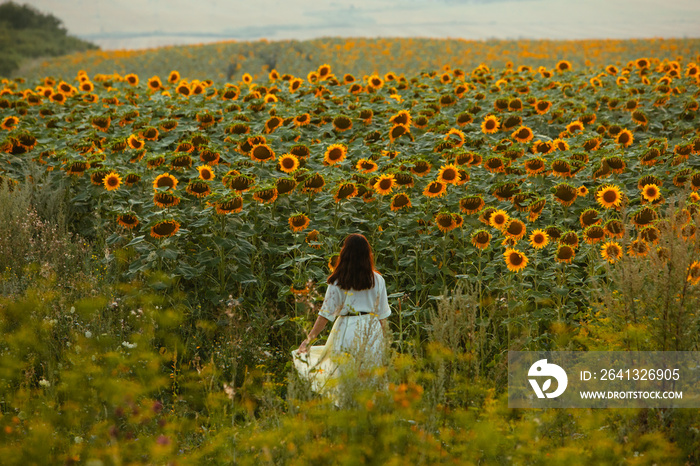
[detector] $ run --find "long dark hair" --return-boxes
[327,233,376,290]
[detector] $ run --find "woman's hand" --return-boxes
[297,338,310,354]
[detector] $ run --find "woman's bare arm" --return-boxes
[297,315,330,353]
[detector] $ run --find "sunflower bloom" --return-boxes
[687,261,700,285]
[127,134,144,150]
[489,209,509,231]
[511,126,534,143]
[423,180,447,198]
[597,185,623,209]
[481,115,500,134]
[616,129,634,147]
[153,173,178,191]
[529,229,549,249]
[334,182,358,202]
[641,183,661,202]
[279,154,300,173]
[435,212,457,233]
[504,219,527,241]
[437,164,461,184]
[103,172,121,191]
[150,220,180,238]
[117,213,139,229]
[555,245,575,264]
[356,158,378,173]
[197,165,215,181]
[289,213,310,232]
[373,174,396,195]
[471,230,491,250]
[504,248,528,272]
[250,143,275,163]
[324,144,347,166]
[390,193,411,211]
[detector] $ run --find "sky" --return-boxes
[15,0,700,50]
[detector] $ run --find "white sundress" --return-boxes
[291,271,392,403]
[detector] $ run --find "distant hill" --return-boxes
[16,36,700,83]
[0,1,97,77]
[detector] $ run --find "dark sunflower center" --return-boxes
[509,253,523,266]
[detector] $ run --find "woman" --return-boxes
[291,233,391,403]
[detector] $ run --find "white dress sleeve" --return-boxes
[375,274,391,320]
[318,283,345,323]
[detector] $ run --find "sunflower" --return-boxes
[583,137,602,152]
[386,192,411,212]
[528,198,547,222]
[556,60,572,72]
[437,164,461,184]
[176,83,191,97]
[640,183,661,202]
[628,239,649,257]
[117,213,139,229]
[290,113,311,127]
[565,121,584,135]
[444,128,465,148]
[335,182,358,202]
[553,183,578,207]
[523,157,546,176]
[597,241,623,263]
[596,185,623,209]
[555,245,575,264]
[551,160,572,178]
[324,144,347,166]
[389,124,411,143]
[489,209,509,231]
[186,181,211,198]
[194,165,214,181]
[302,173,325,194]
[455,112,473,127]
[332,115,353,132]
[616,129,634,147]
[289,213,310,232]
[687,261,700,285]
[125,74,139,86]
[153,192,181,209]
[582,225,605,244]
[139,126,158,141]
[249,143,275,163]
[533,140,554,155]
[367,75,383,90]
[278,154,299,174]
[213,195,243,214]
[410,161,431,177]
[1,116,19,131]
[640,226,660,244]
[511,126,534,143]
[388,110,411,127]
[50,91,66,104]
[79,81,94,92]
[253,188,278,204]
[632,207,658,228]
[458,195,484,214]
[153,173,178,191]
[529,229,549,249]
[168,70,180,83]
[423,180,447,198]
[481,115,500,134]
[579,208,600,228]
[263,116,283,134]
[127,134,144,150]
[147,76,162,91]
[466,230,489,250]
[356,158,378,174]
[150,220,180,238]
[534,100,552,115]
[631,110,649,126]
[504,248,528,272]
[103,172,121,191]
[373,174,396,195]
[504,219,527,241]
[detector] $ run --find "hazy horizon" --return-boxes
[12,0,700,50]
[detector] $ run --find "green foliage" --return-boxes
[0,1,97,77]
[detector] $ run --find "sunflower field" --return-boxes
[2,39,700,463]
